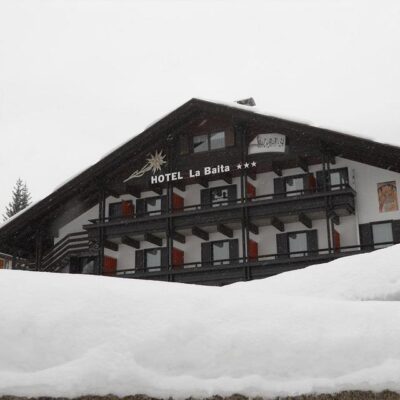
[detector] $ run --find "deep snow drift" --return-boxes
[1,246,400,398]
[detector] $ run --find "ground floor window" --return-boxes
[201,239,239,266]
[372,222,393,249]
[276,230,318,259]
[288,232,308,257]
[212,240,230,264]
[145,248,162,271]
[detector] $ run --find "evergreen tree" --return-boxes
[3,178,32,221]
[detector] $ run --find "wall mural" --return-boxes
[377,181,399,213]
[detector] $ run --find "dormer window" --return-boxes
[193,131,226,153]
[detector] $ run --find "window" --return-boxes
[193,131,226,153]
[193,134,209,153]
[285,176,304,196]
[316,168,349,191]
[201,239,239,266]
[212,241,231,264]
[109,201,134,219]
[288,232,308,257]
[210,187,229,207]
[146,197,162,215]
[209,131,225,150]
[145,248,162,271]
[372,222,393,249]
[201,185,237,208]
[330,170,348,190]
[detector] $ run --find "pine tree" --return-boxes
[3,178,32,221]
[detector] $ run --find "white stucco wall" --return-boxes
[53,156,400,272]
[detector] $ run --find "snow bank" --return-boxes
[1,246,400,398]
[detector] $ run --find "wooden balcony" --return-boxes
[84,184,356,240]
[108,242,388,286]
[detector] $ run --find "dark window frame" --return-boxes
[371,220,394,248]
[144,195,163,215]
[144,247,163,271]
[191,130,234,153]
[283,173,312,196]
[108,200,134,219]
[201,184,237,208]
[211,239,232,264]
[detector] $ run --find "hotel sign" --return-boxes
[124,149,257,185]
[248,133,286,154]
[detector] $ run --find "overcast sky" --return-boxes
[1,0,400,214]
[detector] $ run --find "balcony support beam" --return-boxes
[104,240,119,252]
[272,162,282,177]
[172,231,186,244]
[217,223,233,238]
[192,226,209,241]
[144,233,163,247]
[248,222,259,235]
[298,212,312,229]
[271,216,285,232]
[298,157,308,172]
[121,236,140,249]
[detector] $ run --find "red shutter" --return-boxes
[0,259,4,269]
[172,193,184,212]
[248,239,258,261]
[309,174,317,192]
[122,201,134,217]
[333,229,341,252]
[247,182,256,199]
[172,247,184,269]
[103,256,117,275]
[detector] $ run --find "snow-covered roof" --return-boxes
[1,97,400,236]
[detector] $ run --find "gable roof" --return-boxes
[1,97,400,244]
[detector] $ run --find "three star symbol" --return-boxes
[237,161,257,170]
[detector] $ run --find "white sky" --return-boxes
[1,0,400,214]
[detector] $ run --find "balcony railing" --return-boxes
[87,183,354,225]
[108,241,394,281]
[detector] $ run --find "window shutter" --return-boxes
[172,247,184,269]
[307,230,319,255]
[273,178,285,199]
[316,171,327,192]
[179,135,189,155]
[135,250,144,272]
[161,247,169,270]
[227,185,237,203]
[122,200,134,217]
[246,182,256,199]
[333,229,341,252]
[359,224,373,251]
[392,220,400,243]
[307,174,317,193]
[225,128,235,147]
[248,239,258,261]
[201,242,212,267]
[201,188,211,209]
[103,256,117,275]
[161,195,168,213]
[172,193,184,212]
[136,199,145,217]
[229,239,239,262]
[276,233,289,259]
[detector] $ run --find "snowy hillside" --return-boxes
[1,247,400,398]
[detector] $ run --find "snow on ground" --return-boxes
[1,246,400,398]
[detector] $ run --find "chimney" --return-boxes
[235,97,256,107]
